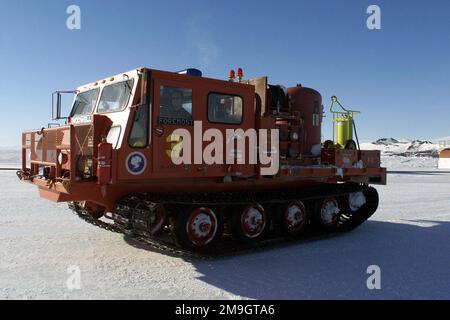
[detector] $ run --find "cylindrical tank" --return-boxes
[336,115,353,148]
[288,86,323,156]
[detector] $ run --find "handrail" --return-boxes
[329,96,361,147]
[329,95,360,114]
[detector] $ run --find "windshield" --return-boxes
[97,79,134,113]
[71,89,99,116]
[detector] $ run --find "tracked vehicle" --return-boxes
[18,67,386,254]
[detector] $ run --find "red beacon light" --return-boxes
[237,68,243,82]
[229,69,235,82]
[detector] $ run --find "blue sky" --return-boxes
[0,0,449,146]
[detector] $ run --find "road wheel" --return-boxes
[232,203,268,243]
[149,203,168,235]
[173,206,223,251]
[339,187,379,231]
[313,197,341,229]
[280,200,309,237]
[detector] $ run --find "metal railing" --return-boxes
[21,123,94,182]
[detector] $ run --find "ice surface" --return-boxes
[0,147,20,169]
[1,166,450,299]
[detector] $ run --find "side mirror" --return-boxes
[52,92,62,120]
[52,91,76,120]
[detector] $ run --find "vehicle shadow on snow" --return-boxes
[189,220,450,299]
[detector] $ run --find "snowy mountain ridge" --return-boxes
[360,138,440,158]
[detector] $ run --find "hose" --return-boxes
[352,118,361,150]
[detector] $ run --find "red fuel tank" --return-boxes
[288,86,323,156]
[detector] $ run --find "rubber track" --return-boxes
[68,183,379,260]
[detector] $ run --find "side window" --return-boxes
[97,79,134,113]
[159,86,193,125]
[128,105,149,148]
[208,93,243,124]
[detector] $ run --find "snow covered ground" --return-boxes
[0,147,21,169]
[1,166,450,299]
[1,141,449,299]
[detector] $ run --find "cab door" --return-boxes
[152,77,196,179]
[199,84,256,178]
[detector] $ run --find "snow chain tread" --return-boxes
[68,202,206,260]
[68,183,379,260]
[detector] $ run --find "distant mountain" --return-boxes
[373,138,399,145]
[360,138,439,158]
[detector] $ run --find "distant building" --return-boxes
[438,149,450,169]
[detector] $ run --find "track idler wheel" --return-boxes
[338,187,379,231]
[278,201,309,237]
[232,203,268,243]
[312,197,341,230]
[132,202,168,236]
[149,204,168,235]
[173,206,224,251]
[76,201,105,220]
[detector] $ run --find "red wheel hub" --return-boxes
[186,207,218,246]
[320,198,340,226]
[284,201,306,233]
[241,204,266,238]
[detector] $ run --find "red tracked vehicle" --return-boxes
[17,67,386,253]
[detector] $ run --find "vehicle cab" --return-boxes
[50,67,257,185]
